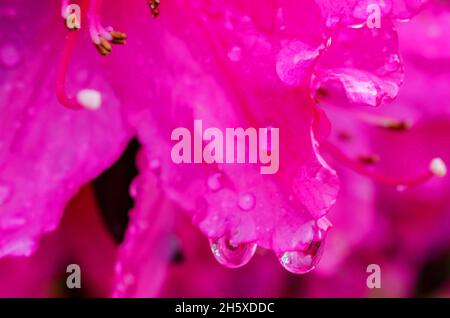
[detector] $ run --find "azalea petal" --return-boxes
[315,0,427,26]
[318,167,375,274]
[113,152,176,297]
[369,118,450,262]
[313,22,404,107]
[0,1,132,257]
[107,1,339,256]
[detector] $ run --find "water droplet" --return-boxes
[129,180,139,198]
[227,46,242,62]
[123,273,135,286]
[385,54,401,72]
[0,43,21,68]
[149,159,161,175]
[278,220,328,274]
[209,235,257,268]
[396,185,407,192]
[277,240,325,274]
[325,16,339,28]
[0,184,12,206]
[276,41,319,86]
[207,173,222,191]
[238,193,255,211]
[348,22,366,29]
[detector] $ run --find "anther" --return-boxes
[148,0,161,17]
[358,154,380,165]
[321,141,442,187]
[350,111,413,132]
[381,119,411,131]
[92,29,127,56]
[110,31,127,45]
[95,37,112,56]
[337,131,352,142]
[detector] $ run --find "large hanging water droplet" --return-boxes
[238,193,255,211]
[277,240,325,274]
[209,235,257,268]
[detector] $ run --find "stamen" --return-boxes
[61,0,70,18]
[148,0,161,17]
[57,0,102,111]
[56,30,83,110]
[321,141,445,187]
[88,0,127,56]
[356,112,412,131]
[381,119,411,131]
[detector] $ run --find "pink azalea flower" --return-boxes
[300,0,450,297]
[0,0,446,298]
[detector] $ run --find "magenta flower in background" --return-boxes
[0,0,449,298]
[0,185,117,297]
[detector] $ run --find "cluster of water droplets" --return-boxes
[205,170,328,274]
[208,224,327,274]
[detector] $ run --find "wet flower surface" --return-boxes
[0,0,449,297]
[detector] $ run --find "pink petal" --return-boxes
[112,152,176,297]
[106,1,339,257]
[315,0,427,26]
[0,1,132,257]
[313,22,404,107]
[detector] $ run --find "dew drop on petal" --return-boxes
[149,159,161,175]
[385,54,401,73]
[348,22,366,29]
[325,16,339,28]
[227,46,242,62]
[129,179,139,198]
[209,235,257,268]
[207,173,222,191]
[238,193,255,211]
[0,43,21,68]
[396,185,407,193]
